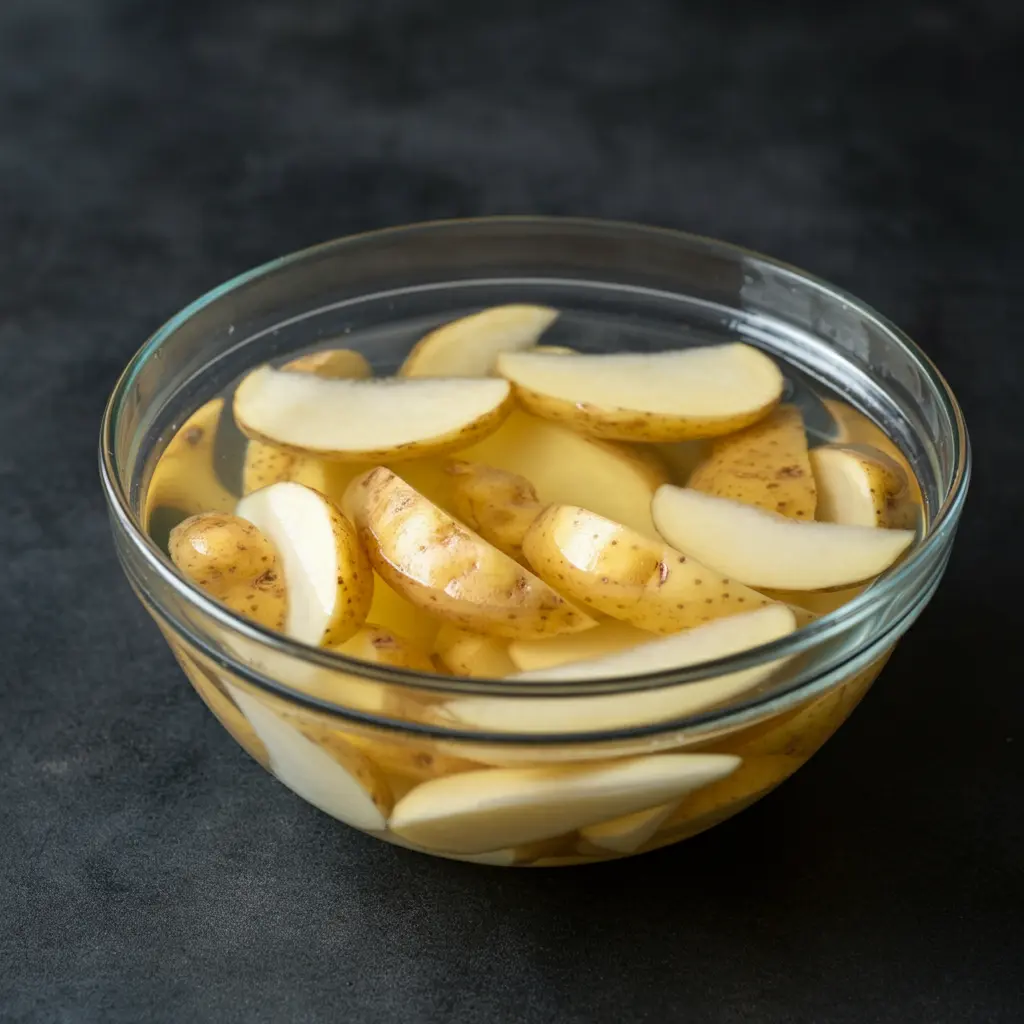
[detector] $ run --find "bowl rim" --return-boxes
[99,216,971,728]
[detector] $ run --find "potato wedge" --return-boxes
[689,404,816,519]
[652,487,915,591]
[434,625,517,678]
[496,344,783,442]
[522,505,775,633]
[578,803,680,854]
[169,512,287,631]
[363,573,442,647]
[282,348,371,378]
[346,468,596,640]
[330,623,435,672]
[810,444,918,530]
[507,620,653,674]
[145,398,236,523]
[400,304,558,377]
[437,606,797,734]
[234,366,513,462]
[388,753,740,854]
[226,684,391,831]
[823,398,914,477]
[448,461,544,561]
[236,482,373,646]
[459,410,667,539]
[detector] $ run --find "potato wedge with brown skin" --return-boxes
[169,512,287,630]
[810,444,919,530]
[236,482,373,646]
[282,348,371,378]
[522,505,775,633]
[496,345,784,442]
[448,461,544,561]
[400,304,558,377]
[345,468,597,640]
[328,623,436,672]
[145,399,236,524]
[689,404,816,519]
[458,410,667,540]
[234,366,513,462]
[434,624,517,678]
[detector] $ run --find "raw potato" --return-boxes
[236,482,373,646]
[578,803,680,854]
[448,461,544,561]
[400,304,559,377]
[388,753,741,854]
[459,410,668,539]
[145,398,235,522]
[689,404,816,519]
[652,487,915,590]
[810,444,918,530]
[522,505,774,633]
[330,624,436,673]
[282,348,372,378]
[496,344,784,442]
[345,467,596,640]
[655,440,711,485]
[226,683,392,831]
[435,625,517,678]
[242,348,372,498]
[507,620,653,674]
[234,365,513,462]
[824,398,914,477]
[438,606,797,734]
[364,573,442,647]
[168,512,286,631]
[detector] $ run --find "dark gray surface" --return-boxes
[1,1,1021,1021]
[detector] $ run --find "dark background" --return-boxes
[1,1,1021,1021]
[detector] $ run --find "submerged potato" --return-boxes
[169,512,286,631]
[448,461,544,561]
[434,624,517,678]
[330,623,436,673]
[689,404,817,519]
[346,468,596,640]
[522,505,774,633]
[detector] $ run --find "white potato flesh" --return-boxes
[233,366,512,461]
[652,486,915,590]
[388,753,740,854]
[438,606,797,734]
[578,802,680,854]
[401,304,559,377]
[810,445,917,529]
[227,684,391,831]
[496,345,783,442]
[507,620,653,674]
[236,481,372,646]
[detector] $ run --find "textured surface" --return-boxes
[1,1,1021,1021]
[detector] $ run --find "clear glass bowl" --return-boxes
[99,218,969,866]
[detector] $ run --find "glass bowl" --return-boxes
[99,218,969,866]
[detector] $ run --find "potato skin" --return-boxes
[345,467,596,640]
[522,505,774,634]
[169,512,287,631]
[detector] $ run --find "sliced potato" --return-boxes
[145,398,235,522]
[459,410,667,539]
[435,625,517,678]
[496,345,783,442]
[226,684,392,831]
[234,366,513,462]
[236,482,373,646]
[364,573,442,647]
[400,304,558,377]
[282,348,371,378]
[438,606,797,734]
[652,487,915,590]
[507,620,653,674]
[388,753,740,854]
[448,461,544,561]
[810,444,918,529]
[689,404,816,519]
[168,512,286,631]
[345,467,596,640]
[578,802,679,854]
[522,505,774,633]
[330,623,435,672]
[823,398,914,477]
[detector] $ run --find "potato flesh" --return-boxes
[810,444,917,529]
[346,467,596,640]
[689,404,816,519]
[522,504,774,633]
